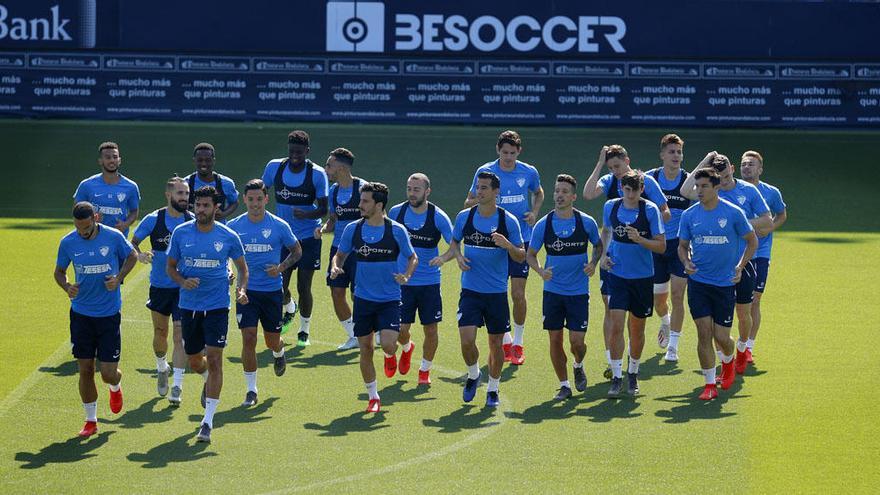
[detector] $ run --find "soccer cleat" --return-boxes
[169,386,182,406]
[664,347,679,363]
[157,368,169,397]
[109,387,123,414]
[280,313,295,336]
[734,350,748,375]
[242,391,258,407]
[573,366,587,392]
[607,377,623,398]
[510,345,525,366]
[399,342,415,375]
[366,398,381,413]
[720,360,736,390]
[554,386,572,401]
[745,348,754,364]
[502,343,513,362]
[699,384,719,400]
[336,337,359,350]
[296,331,311,347]
[200,383,207,409]
[486,390,500,408]
[627,373,640,396]
[274,355,286,376]
[603,366,613,380]
[463,372,481,403]
[658,322,671,349]
[78,421,98,438]
[196,423,211,443]
[418,369,431,385]
[384,354,397,378]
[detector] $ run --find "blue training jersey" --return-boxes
[598,172,668,210]
[718,179,770,260]
[602,199,665,279]
[469,160,540,239]
[73,174,140,236]
[755,181,786,260]
[261,159,329,240]
[133,209,192,289]
[189,173,239,222]
[56,225,134,317]
[679,199,754,287]
[328,180,363,248]
[228,212,298,292]
[530,210,601,296]
[388,202,454,286]
[646,167,692,239]
[338,219,415,302]
[452,207,523,294]
[167,220,245,311]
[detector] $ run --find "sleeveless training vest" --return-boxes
[543,210,589,256]
[610,199,652,245]
[187,172,226,210]
[462,206,509,248]
[149,207,193,252]
[651,169,690,211]
[395,202,441,249]
[352,218,400,263]
[274,159,317,206]
[333,178,362,221]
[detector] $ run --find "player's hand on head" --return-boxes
[598,146,609,164]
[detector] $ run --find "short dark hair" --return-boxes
[620,169,644,190]
[360,182,389,210]
[244,179,268,195]
[477,171,501,190]
[73,201,95,219]
[711,154,731,172]
[329,147,354,166]
[408,173,430,189]
[605,145,629,162]
[98,142,118,155]
[497,130,522,149]
[660,134,684,149]
[556,174,577,191]
[193,142,215,157]
[288,130,310,146]
[166,176,187,191]
[694,168,722,186]
[193,186,221,205]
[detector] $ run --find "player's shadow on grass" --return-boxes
[2,219,70,230]
[127,431,217,468]
[798,236,867,244]
[105,397,175,429]
[15,431,115,469]
[654,379,747,424]
[303,410,389,437]
[422,405,501,433]
[435,364,518,387]
[226,348,276,367]
[186,397,278,427]
[574,382,643,423]
[39,360,79,377]
[506,396,579,424]
[289,348,358,369]
[356,380,434,406]
[637,354,684,381]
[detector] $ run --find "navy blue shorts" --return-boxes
[326,245,356,289]
[688,279,735,327]
[735,260,757,304]
[181,308,229,354]
[653,238,687,284]
[599,269,610,296]
[753,257,770,293]
[401,284,443,325]
[457,289,510,334]
[285,237,321,272]
[542,291,589,332]
[146,286,181,321]
[236,289,283,332]
[508,241,530,279]
[70,310,121,362]
[606,272,654,318]
[353,296,401,336]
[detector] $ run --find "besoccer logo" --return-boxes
[326,1,385,52]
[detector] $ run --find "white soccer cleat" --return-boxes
[664,346,679,363]
[337,337,358,350]
[657,323,670,349]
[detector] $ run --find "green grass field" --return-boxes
[0,120,878,494]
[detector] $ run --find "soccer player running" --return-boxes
[228,180,302,406]
[682,153,772,376]
[54,202,137,437]
[321,148,364,350]
[677,168,758,400]
[73,141,140,236]
[184,143,239,223]
[131,177,193,404]
[646,134,693,362]
[261,131,329,347]
[388,173,455,385]
[599,170,666,398]
[739,151,787,366]
[526,174,602,400]
[463,130,542,366]
[167,186,248,443]
[439,171,524,407]
[330,183,417,413]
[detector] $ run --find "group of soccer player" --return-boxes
[54,129,786,443]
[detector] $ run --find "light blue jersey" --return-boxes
[133,209,192,289]
[679,199,754,286]
[452,207,523,294]
[718,179,770,259]
[469,160,540,239]
[755,182,785,259]
[598,172,668,210]
[228,212,298,292]
[530,210,601,296]
[167,221,245,311]
[73,174,140,236]
[388,202,454,286]
[338,219,415,302]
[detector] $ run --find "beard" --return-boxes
[171,200,189,213]
[101,164,118,174]
[408,197,425,208]
[196,213,213,225]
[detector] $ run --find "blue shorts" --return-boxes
[688,279,735,327]
[146,286,181,322]
[236,289,283,332]
[542,291,589,332]
[286,237,321,272]
[653,238,687,284]
[326,245,356,289]
[181,308,229,354]
[735,260,757,305]
[70,310,121,362]
[508,241,530,279]
[401,284,443,325]
[457,289,510,334]
[353,296,401,336]
[606,272,654,318]
[754,257,770,293]
[599,269,610,296]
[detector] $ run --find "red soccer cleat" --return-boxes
[720,360,736,390]
[384,354,397,378]
[745,348,754,364]
[78,421,98,437]
[734,350,748,375]
[510,345,525,366]
[699,384,718,400]
[418,369,431,385]
[503,343,512,362]
[366,398,381,413]
[109,387,123,414]
[399,342,415,375]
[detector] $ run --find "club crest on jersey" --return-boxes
[516,177,526,187]
[99,246,109,257]
[262,229,272,239]
[213,241,223,252]
[117,193,126,202]
[718,217,728,228]
[737,195,746,205]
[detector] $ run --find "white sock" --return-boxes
[300,316,311,335]
[201,370,209,381]
[341,318,354,338]
[365,380,379,400]
[661,314,671,326]
[419,359,432,372]
[203,398,219,428]
[560,380,570,389]
[156,355,168,373]
[272,348,284,358]
[244,371,257,393]
[703,368,716,385]
[721,352,734,364]
[173,368,185,388]
[109,380,121,392]
[736,340,748,353]
[285,300,297,313]
[513,324,525,346]
[383,351,395,359]
[746,338,755,350]
[502,332,513,345]
[611,359,623,379]
[487,376,500,392]
[467,363,480,380]
[605,350,612,366]
[669,331,681,349]
[402,341,413,353]
[83,401,97,422]
[628,356,640,375]
[572,361,584,369]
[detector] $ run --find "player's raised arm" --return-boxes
[583,146,609,200]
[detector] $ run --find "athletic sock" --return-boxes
[746,338,755,351]
[661,314,671,326]
[721,352,734,364]
[703,368,716,385]
[365,380,379,400]
[341,318,355,338]
[487,376,500,393]
[299,316,311,335]
[467,363,480,380]
[572,361,584,369]
[156,355,168,373]
[172,368,185,388]
[201,370,209,381]
[502,332,513,345]
[716,350,723,363]
[669,331,681,349]
[383,352,395,359]
[83,401,97,422]
[109,380,121,393]
[627,356,640,374]
[203,398,219,428]
[605,350,612,366]
[272,348,284,359]
[244,371,257,393]
[611,359,623,379]
[419,359,432,372]
[284,300,297,314]
[512,324,525,346]
[401,341,413,353]
[560,380,570,389]
[736,340,748,353]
